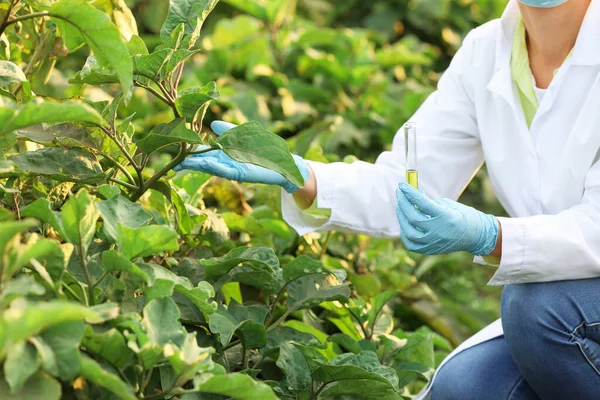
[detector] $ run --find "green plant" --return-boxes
[0,1,453,399]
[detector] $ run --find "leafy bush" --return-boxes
[0,0,503,399]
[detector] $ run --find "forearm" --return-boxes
[488,219,503,258]
[292,164,317,209]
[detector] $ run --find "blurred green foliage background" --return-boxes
[39,0,509,347]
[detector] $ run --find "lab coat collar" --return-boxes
[498,0,600,68]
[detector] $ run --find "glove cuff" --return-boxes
[472,214,499,257]
[282,155,310,194]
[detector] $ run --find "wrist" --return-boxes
[282,155,310,194]
[475,214,500,257]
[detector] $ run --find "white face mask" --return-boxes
[518,0,568,7]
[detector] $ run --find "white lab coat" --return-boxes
[281,0,600,398]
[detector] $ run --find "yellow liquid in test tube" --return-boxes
[404,122,418,189]
[406,170,419,189]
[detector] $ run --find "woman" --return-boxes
[175,0,600,398]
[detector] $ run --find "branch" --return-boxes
[98,126,144,190]
[90,148,136,185]
[129,143,188,202]
[171,63,184,97]
[77,242,94,306]
[0,0,23,37]
[345,305,369,340]
[108,178,138,191]
[134,81,172,107]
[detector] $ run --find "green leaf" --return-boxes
[79,355,137,400]
[314,351,402,399]
[0,99,106,137]
[174,281,217,315]
[60,189,99,254]
[0,219,38,275]
[40,321,85,381]
[276,342,312,391]
[263,326,319,358]
[220,0,267,20]
[367,291,398,333]
[282,256,331,283]
[117,224,179,260]
[0,275,45,307]
[216,121,304,189]
[164,332,214,385]
[70,56,119,85]
[82,326,133,369]
[4,341,40,392]
[142,298,185,347]
[160,0,220,44]
[21,199,65,238]
[135,118,202,154]
[191,372,279,400]
[287,273,350,312]
[96,195,152,243]
[132,48,172,80]
[8,147,106,184]
[208,303,267,349]
[2,300,117,348]
[0,371,61,400]
[50,0,133,101]
[0,61,26,87]
[201,246,283,295]
[171,186,192,235]
[101,250,150,283]
[175,82,220,121]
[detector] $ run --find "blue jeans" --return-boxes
[431,278,600,400]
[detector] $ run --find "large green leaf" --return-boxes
[0,220,38,276]
[160,0,220,44]
[79,355,137,400]
[0,61,26,87]
[21,199,65,238]
[263,326,319,358]
[117,224,179,260]
[216,121,304,189]
[276,342,313,391]
[367,291,398,333]
[0,99,106,137]
[135,118,202,154]
[4,341,40,392]
[82,326,133,369]
[174,82,220,121]
[2,300,117,349]
[69,56,119,86]
[0,275,45,308]
[101,250,150,283]
[201,246,283,295]
[189,372,278,400]
[8,147,106,184]
[60,189,99,255]
[287,273,350,312]
[95,195,152,243]
[40,321,85,380]
[142,298,185,347]
[50,0,133,101]
[282,256,331,284]
[0,371,61,400]
[208,301,268,349]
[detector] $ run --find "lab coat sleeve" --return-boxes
[489,159,600,285]
[282,33,484,237]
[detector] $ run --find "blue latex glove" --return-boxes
[395,182,499,256]
[173,121,310,194]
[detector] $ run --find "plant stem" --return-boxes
[109,178,138,191]
[188,147,217,155]
[99,126,139,170]
[3,11,48,30]
[222,339,241,352]
[266,309,292,333]
[319,231,333,259]
[130,143,188,202]
[134,81,172,107]
[172,63,184,97]
[92,149,136,185]
[61,281,83,303]
[92,271,109,289]
[346,305,369,340]
[77,243,94,306]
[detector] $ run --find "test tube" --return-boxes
[404,122,418,189]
